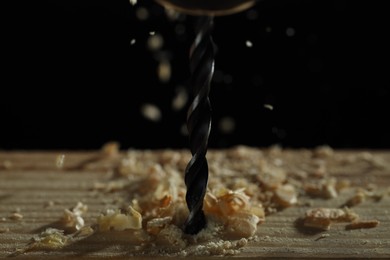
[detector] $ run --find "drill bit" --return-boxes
[184,16,216,235]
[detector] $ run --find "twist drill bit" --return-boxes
[153,0,257,236]
[184,16,216,235]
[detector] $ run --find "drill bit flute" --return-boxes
[154,0,256,234]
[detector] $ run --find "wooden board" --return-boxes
[0,149,389,258]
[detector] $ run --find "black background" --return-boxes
[1,0,389,150]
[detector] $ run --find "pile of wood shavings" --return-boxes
[17,145,385,257]
[87,145,385,256]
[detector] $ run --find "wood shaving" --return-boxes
[28,228,69,251]
[312,145,334,158]
[55,154,65,169]
[357,152,386,169]
[61,202,88,232]
[343,189,366,207]
[343,187,385,207]
[315,233,330,241]
[304,178,338,199]
[9,213,23,221]
[74,226,95,237]
[43,200,55,208]
[98,206,142,231]
[256,166,286,190]
[274,184,298,207]
[303,208,358,230]
[101,141,120,158]
[345,220,380,230]
[147,216,173,235]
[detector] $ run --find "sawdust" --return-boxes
[18,145,387,257]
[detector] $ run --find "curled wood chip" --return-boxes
[204,188,264,238]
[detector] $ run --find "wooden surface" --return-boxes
[0,149,390,258]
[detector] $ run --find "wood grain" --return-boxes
[0,149,389,258]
